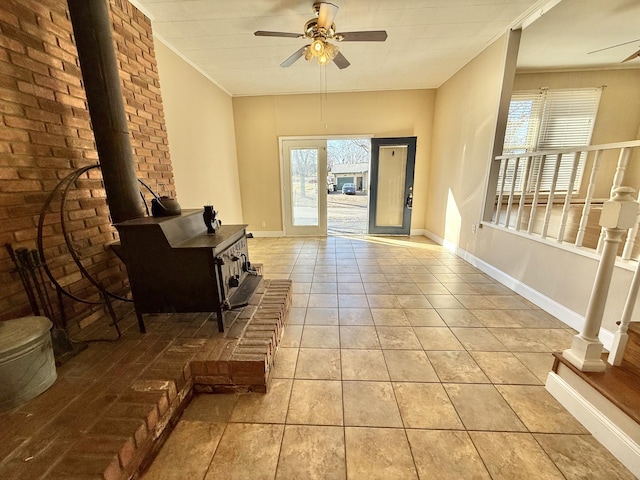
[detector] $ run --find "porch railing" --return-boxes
[490,140,640,260]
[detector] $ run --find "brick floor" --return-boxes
[0,279,290,480]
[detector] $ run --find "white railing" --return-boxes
[491,140,640,260]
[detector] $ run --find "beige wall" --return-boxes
[425,35,508,248]
[514,69,640,196]
[474,225,638,332]
[233,90,435,233]
[155,41,243,222]
[426,33,639,331]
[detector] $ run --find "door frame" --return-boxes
[368,136,417,235]
[279,135,373,236]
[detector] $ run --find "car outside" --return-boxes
[342,183,356,195]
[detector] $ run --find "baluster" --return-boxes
[576,150,602,247]
[541,153,562,239]
[515,156,532,232]
[527,155,546,234]
[504,157,520,229]
[608,258,640,365]
[494,159,509,226]
[622,189,640,260]
[597,147,631,253]
[557,152,582,243]
[612,147,631,191]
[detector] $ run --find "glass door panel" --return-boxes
[368,137,417,235]
[290,148,319,226]
[375,146,407,227]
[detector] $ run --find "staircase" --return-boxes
[547,322,640,477]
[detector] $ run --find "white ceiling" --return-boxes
[131,0,640,96]
[517,0,640,71]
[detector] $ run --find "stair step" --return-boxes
[553,353,640,425]
[622,322,640,375]
[628,322,640,337]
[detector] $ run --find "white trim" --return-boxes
[546,371,640,478]
[516,65,640,75]
[279,134,374,141]
[423,229,615,349]
[410,229,426,236]
[516,0,563,29]
[496,139,640,160]
[152,35,233,97]
[248,231,284,238]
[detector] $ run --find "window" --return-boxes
[499,87,602,194]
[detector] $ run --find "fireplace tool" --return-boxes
[5,244,89,364]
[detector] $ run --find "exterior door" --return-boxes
[281,139,327,235]
[368,137,417,235]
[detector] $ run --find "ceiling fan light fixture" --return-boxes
[304,46,314,61]
[311,38,325,55]
[324,42,338,59]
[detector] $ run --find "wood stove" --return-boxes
[115,210,260,333]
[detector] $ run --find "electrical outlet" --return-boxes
[471,224,477,234]
[261,221,266,227]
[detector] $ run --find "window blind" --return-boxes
[499,87,602,194]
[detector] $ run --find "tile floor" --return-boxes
[142,235,635,480]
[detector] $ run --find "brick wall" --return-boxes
[0,0,174,324]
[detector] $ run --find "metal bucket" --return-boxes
[0,316,57,411]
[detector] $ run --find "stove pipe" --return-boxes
[67,0,146,224]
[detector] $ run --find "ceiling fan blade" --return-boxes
[622,48,640,62]
[317,2,339,30]
[587,38,640,54]
[333,51,350,69]
[281,45,309,68]
[255,30,302,38]
[337,31,388,42]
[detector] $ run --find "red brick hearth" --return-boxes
[0,279,291,480]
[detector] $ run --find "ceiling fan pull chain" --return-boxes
[319,65,324,123]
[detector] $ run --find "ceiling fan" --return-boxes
[587,38,640,62]
[254,2,387,69]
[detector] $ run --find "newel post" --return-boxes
[563,187,639,372]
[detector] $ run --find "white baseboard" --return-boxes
[422,230,615,349]
[251,229,429,238]
[249,230,284,238]
[546,371,640,477]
